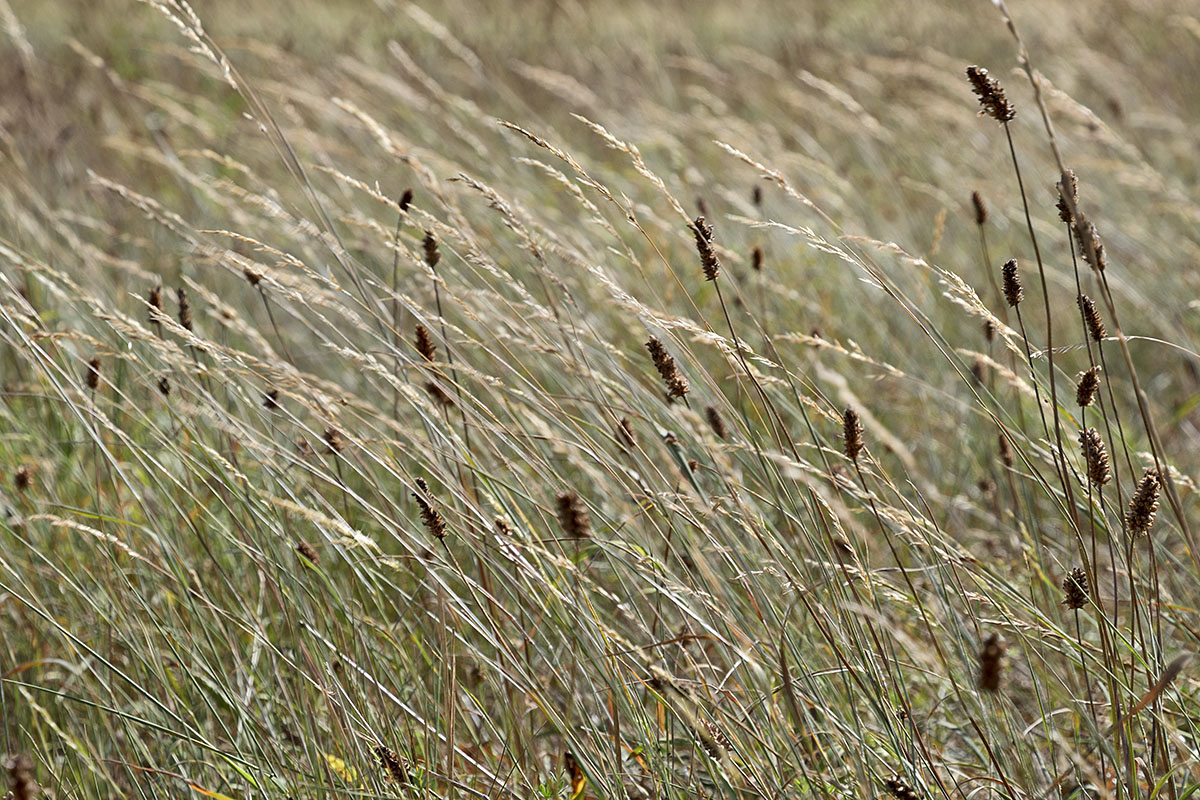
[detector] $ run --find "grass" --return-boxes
[2,0,1200,798]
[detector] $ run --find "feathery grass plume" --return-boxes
[1062,567,1089,610]
[751,245,764,272]
[556,490,590,539]
[646,337,689,401]
[323,427,345,454]
[1076,367,1100,407]
[375,745,409,785]
[1057,169,1079,224]
[1001,259,1023,307]
[157,377,170,397]
[263,389,279,410]
[1078,294,1106,343]
[998,433,1014,468]
[842,406,864,462]
[1072,212,1106,272]
[1126,469,1161,537]
[966,65,1015,122]
[413,478,447,540]
[414,323,437,361]
[398,188,413,212]
[13,465,31,493]
[615,417,636,450]
[3,753,38,800]
[705,406,728,440]
[971,190,988,225]
[752,184,763,208]
[176,287,193,331]
[423,230,440,268]
[977,633,1005,692]
[1079,428,1111,487]
[884,775,921,800]
[296,541,319,565]
[85,357,101,391]
[691,216,721,281]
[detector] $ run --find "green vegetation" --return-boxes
[2,1,1200,798]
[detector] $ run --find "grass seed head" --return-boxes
[1001,259,1023,307]
[414,478,447,540]
[885,775,921,800]
[415,323,437,361]
[176,287,193,331]
[13,465,31,493]
[705,406,728,440]
[692,216,721,281]
[323,426,345,454]
[1080,427,1111,487]
[1062,567,1089,610]
[398,188,413,212]
[1126,469,1161,537]
[966,65,1015,122]
[423,230,440,268]
[85,357,101,391]
[978,633,1005,692]
[971,190,988,225]
[751,245,764,272]
[557,490,590,539]
[1076,366,1100,407]
[646,337,689,401]
[296,541,319,565]
[1057,169,1079,224]
[615,417,636,450]
[1078,294,1106,342]
[843,406,864,462]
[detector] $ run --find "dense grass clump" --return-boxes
[3,1,1200,798]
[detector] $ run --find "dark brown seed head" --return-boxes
[425,380,455,407]
[1080,428,1111,487]
[414,323,437,361]
[148,285,163,318]
[646,337,689,401]
[556,490,591,539]
[296,541,319,565]
[752,184,763,208]
[698,718,730,759]
[375,745,409,785]
[323,426,344,454]
[998,433,1014,468]
[177,287,193,331]
[971,190,988,226]
[13,465,31,493]
[1076,366,1100,407]
[414,477,447,540]
[243,267,262,287]
[1062,567,1088,610]
[1001,259,1023,307]
[978,633,1005,692]
[1078,294,1106,343]
[1126,469,1161,537]
[966,65,1015,123]
[3,753,38,800]
[842,407,864,462]
[85,357,101,391]
[1057,169,1079,224]
[884,775,921,800]
[705,406,728,440]
[263,389,279,410]
[158,377,171,397]
[983,318,996,342]
[1072,212,1106,272]
[692,216,721,282]
[615,417,636,450]
[971,357,986,385]
[423,230,440,268]
[751,245,764,272]
[398,188,413,213]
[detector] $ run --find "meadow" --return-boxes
[2,0,1200,798]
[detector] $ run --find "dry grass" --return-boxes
[2,1,1200,799]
